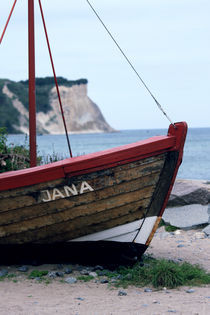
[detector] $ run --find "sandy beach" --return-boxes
[0,226,209,315]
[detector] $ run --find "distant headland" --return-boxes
[0,77,115,134]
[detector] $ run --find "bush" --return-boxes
[0,128,33,172]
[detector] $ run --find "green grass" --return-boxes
[159,219,179,232]
[77,275,95,282]
[111,256,210,289]
[28,270,49,279]
[165,225,179,232]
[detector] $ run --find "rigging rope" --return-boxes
[0,0,18,45]
[85,0,175,127]
[38,0,73,158]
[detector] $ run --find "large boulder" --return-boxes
[164,179,210,229]
[168,179,210,207]
[163,204,209,229]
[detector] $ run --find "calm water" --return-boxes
[7,128,210,180]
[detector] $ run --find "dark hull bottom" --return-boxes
[0,241,148,267]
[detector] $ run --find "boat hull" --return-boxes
[0,122,187,263]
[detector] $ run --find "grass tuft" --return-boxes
[77,275,94,282]
[28,270,48,279]
[114,256,210,289]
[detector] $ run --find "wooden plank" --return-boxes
[0,198,150,244]
[0,183,155,239]
[0,155,165,213]
[0,170,161,226]
[0,154,165,200]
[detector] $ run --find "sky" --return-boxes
[0,0,210,130]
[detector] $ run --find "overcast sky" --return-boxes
[0,0,209,130]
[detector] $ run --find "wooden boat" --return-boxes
[0,1,187,265]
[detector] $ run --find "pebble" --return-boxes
[56,271,64,277]
[118,290,127,296]
[80,269,89,275]
[194,232,206,239]
[144,288,153,292]
[75,297,84,301]
[64,267,72,274]
[186,289,195,293]
[65,277,77,284]
[18,266,29,272]
[89,272,97,277]
[92,265,104,271]
[174,230,181,235]
[0,269,8,277]
[100,279,109,284]
[48,271,57,279]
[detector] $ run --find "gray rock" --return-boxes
[100,279,109,284]
[203,224,210,236]
[118,290,127,296]
[144,288,152,292]
[56,271,64,277]
[64,267,72,274]
[80,269,89,275]
[18,266,29,272]
[89,272,97,277]
[186,289,195,293]
[168,179,210,206]
[163,204,209,229]
[65,277,77,284]
[0,269,8,277]
[75,297,84,301]
[93,265,104,271]
[48,271,57,279]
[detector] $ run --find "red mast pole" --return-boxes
[28,0,37,167]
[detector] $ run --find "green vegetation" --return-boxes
[77,275,95,282]
[0,273,17,282]
[0,79,20,133]
[28,270,49,279]
[0,127,30,172]
[0,127,42,172]
[159,219,179,232]
[165,224,179,232]
[108,256,210,289]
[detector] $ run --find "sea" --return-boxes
[7,127,210,181]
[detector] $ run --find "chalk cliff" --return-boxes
[0,77,115,134]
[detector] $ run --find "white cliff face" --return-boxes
[3,83,114,134]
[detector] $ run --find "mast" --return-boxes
[28,0,37,167]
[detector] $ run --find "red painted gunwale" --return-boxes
[0,122,187,192]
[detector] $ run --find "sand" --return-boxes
[0,227,209,315]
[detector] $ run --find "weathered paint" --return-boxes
[41,181,94,202]
[0,122,187,248]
